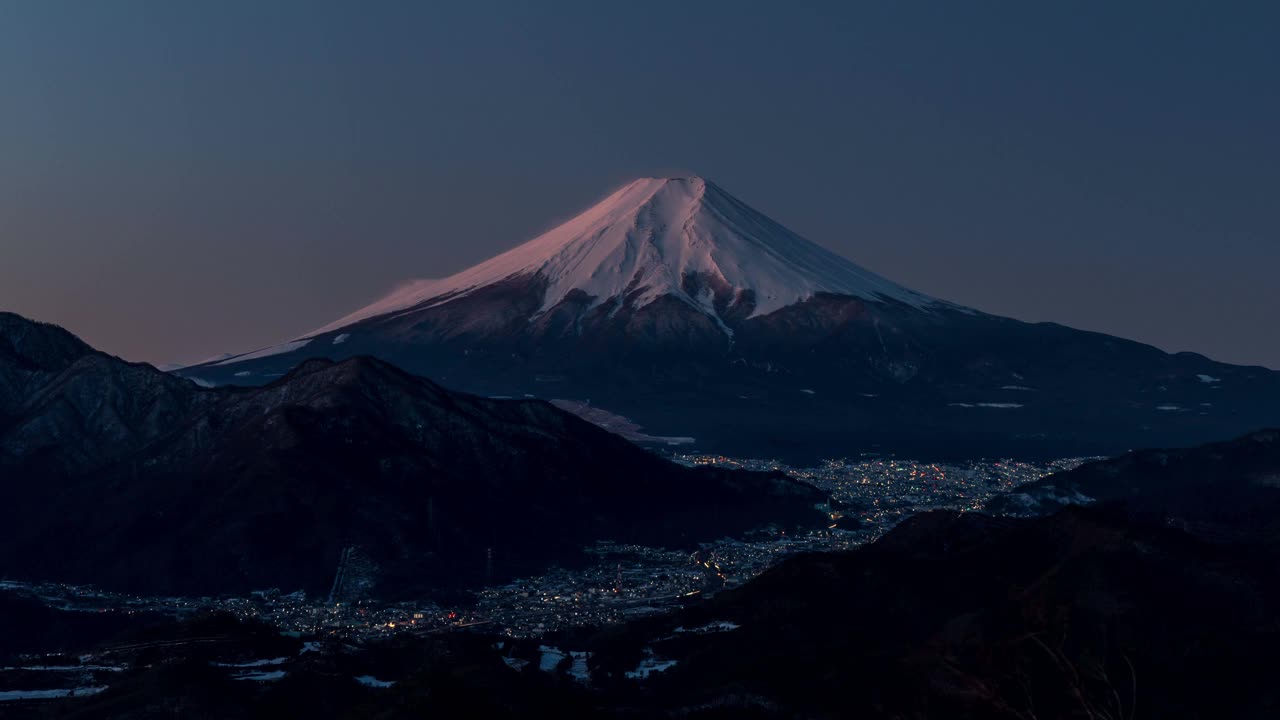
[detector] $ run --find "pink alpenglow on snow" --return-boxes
[308,177,947,337]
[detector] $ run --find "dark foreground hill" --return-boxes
[572,504,1279,718]
[0,312,823,597]
[562,429,1280,717]
[6,431,1278,719]
[986,428,1280,540]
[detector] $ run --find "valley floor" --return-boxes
[0,455,1088,647]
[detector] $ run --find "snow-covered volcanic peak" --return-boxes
[311,176,941,336]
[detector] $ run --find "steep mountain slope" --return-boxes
[309,176,943,336]
[0,312,96,416]
[0,313,824,596]
[184,177,1280,462]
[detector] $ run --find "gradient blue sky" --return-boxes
[2,1,1277,368]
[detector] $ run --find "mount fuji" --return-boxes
[309,177,947,337]
[185,177,1280,461]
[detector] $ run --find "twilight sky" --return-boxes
[2,1,1277,368]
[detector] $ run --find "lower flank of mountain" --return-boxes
[186,175,1280,462]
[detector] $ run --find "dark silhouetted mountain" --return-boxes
[565,431,1280,717]
[182,178,1280,462]
[986,428,1280,541]
[0,312,96,418]
[0,312,824,597]
[11,431,1280,719]
[0,588,167,662]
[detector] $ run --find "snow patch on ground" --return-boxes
[799,388,816,395]
[567,652,590,684]
[534,646,590,683]
[1197,374,1221,384]
[0,665,123,672]
[995,486,1096,515]
[233,670,286,682]
[626,648,678,680]
[1001,385,1034,391]
[949,402,1023,409]
[538,645,566,673]
[333,334,349,345]
[674,620,741,634]
[354,675,395,688]
[212,657,289,668]
[208,657,292,682]
[1156,405,1184,411]
[0,687,107,701]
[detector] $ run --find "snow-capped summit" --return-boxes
[311,176,941,336]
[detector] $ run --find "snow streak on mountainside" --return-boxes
[310,177,946,337]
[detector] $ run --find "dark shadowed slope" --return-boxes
[0,312,824,597]
[986,428,1280,541]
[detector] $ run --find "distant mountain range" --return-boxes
[183,176,1280,461]
[0,312,823,596]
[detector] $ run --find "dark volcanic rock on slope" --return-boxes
[0,313,824,597]
[188,287,1280,464]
